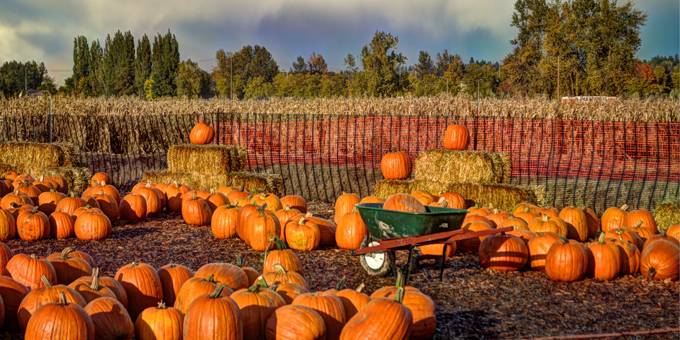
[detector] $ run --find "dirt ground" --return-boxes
[5,202,679,339]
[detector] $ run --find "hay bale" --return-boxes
[655,199,680,231]
[38,166,91,195]
[413,149,510,184]
[167,144,247,175]
[143,170,282,195]
[0,163,17,175]
[373,180,415,199]
[0,142,78,171]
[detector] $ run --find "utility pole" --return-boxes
[229,52,234,100]
[557,55,561,100]
[24,67,27,94]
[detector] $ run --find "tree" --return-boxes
[360,31,407,96]
[244,76,274,99]
[415,51,435,79]
[308,53,328,74]
[436,50,464,94]
[101,30,136,96]
[151,30,180,97]
[0,61,51,96]
[72,36,91,95]
[212,45,279,99]
[291,56,307,73]
[176,59,212,98]
[135,34,152,96]
[344,54,358,73]
[88,40,104,96]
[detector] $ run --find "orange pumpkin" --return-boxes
[623,209,657,237]
[244,208,280,251]
[231,283,281,339]
[90,172,111,186]
[266,304,326,340]
[68,268,117,303]
[46,247,93,284]
[380,151,412,180]
[369,282,432,339]
[640,239,679,281]
[601,205,628,232]
[207,192,229,210]
[37,190,65,215]
[173,275,228,315]
[6,254,57,289]
[0,209,17,241]
[586,233,621,281]
[280,195,307,212]
[264,248,303,274]
[182,285,242,339]
[437,192,466,209]
[285,216,321,251]
[479,234,529,272]
[527,232,564,271]
[334,193,360,223]
[158,264,193,306]
[135,302,183,340]
[383,193,426,213]
[443,124,469,150]
[410,190,436,205]
[336,210,368,250]
[114,262,163,320]
[24,292,94,340]
[528,215,568,238]
[545,241,589,282]
[0,275,29,330]
[189,119,215,144]
[16,207,50,241]
[181,195,212,227]
[211,205,240,239]
[119,194,147,221]
[292,293,347,339]
[74,210,112,241]
[194,263,249,291]
[457,221,493,253]
[17,275,87,330]
[559,207,589,242]
[84,296,134,340]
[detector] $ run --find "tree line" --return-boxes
[1,0,678,99]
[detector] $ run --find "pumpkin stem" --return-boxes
[58,292,68,305]
[235,256,245,267]
[597,232,606,244]
[647,267,656,280]
[248,281,262,293]
[394,269,405,304]
[258,276,270,288]
[335,276,346,290]
[90,268,101,290]
[60,247,75,258]
[272,263,287,274]
[40,274,52,288]
[355,282,365,293]
[209,284,226,298]
[157,301,167,309]
[206,274,216,283]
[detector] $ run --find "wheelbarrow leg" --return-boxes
[404,247,415,285]
[439,244,448,281]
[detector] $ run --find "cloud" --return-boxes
[0,0,675,84]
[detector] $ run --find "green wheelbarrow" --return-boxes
[353,203,512,281]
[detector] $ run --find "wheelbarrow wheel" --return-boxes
[359,237,395,277]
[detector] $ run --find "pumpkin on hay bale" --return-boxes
[0,142,77,171]
[166,144,246,175]
[413,149,511,184]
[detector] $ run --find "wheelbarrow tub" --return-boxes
[355,203,468,240]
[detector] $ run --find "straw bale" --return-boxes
[654,199,680,232]
[372,180,416,199]
[413,149,510,184]
[143,170,282,195]
[228,171,283,195]
[38,166,91,195]
[0,142,77,171]
[167,144,247,175]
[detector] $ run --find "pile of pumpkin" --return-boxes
[0,243,435,339]
[0,172,121,242]
[347,190,679,282]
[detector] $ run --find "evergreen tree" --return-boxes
[212,45,278,99]
[291,56,307,73]
[307,53,328,74]
[176,59,212,98]
[360,31,407,96]
[151,30,180,97]
[72,36,91,95]
[135,34,152,97]
[415,51,435,79]
[88,40,104,96]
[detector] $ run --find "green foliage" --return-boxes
[361,31,408,96]
[212,45,279,99]
[151,31,180,97]
[144,78,155,101]
[176,59,213,98]
[0,60,52,97]
[135,35,152,97]
[244,76,274,99]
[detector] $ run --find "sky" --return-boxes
[0,0,677,84]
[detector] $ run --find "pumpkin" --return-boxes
[0,209,16,241]
[528,215,568,238]
[7,254,56,289]
[32,176,55,192]
[601,205,628,232]
[261,264,308,288]
[486,210,511,227]
[90,172,111,186]
[383,193,426,213]
[545,241,589,282]
[285,216,321,251]
[527,232,563,271]
[559,207,589,242]
[68,268,117,303]
[24,292,95,340]
[211,205,240,239]
[244,207,280,251]
[359,196,384,204]
[266,304,326,340]
[612,240,641,275]
[370,283,433,340]
[165,183,185,213]
[442,124,469,150]
[48,211,74,239]
[237,204,259,241]
[84,296,134,340]
[418,242,456,258]
[280,195,307,212]
[37,190,64,215]
[275,208,302,238]
[45,175,68,193]
[304,214,337,246]
[380,151,412,180]
[135,186,163,217]
[584,207,600,238]
[251,193,282,212]
[119,194,147,221]
[436,192,466,209]
[158,264,193,306]
[293,293,346,339]
[174,275,229,315]
[135,302,183,340]
[96,184,121,203]
[231,283,280,339]
[189,119,215,144]
[236,256,259,286]
[334,193,360,223]
[182,195,212,227]
[16,207,50,241]
[336,210,368,250]
[74,210,112,241]
[457,221,493,253]
[586,233,621,281]
[640,239,679,281]
[71,272,127,308]
[69,250,96,268]
[623,209,657,237]
[604,228,644,250]
[0,275,29,330]
[329,284,370,320]
[264,246,303,274]
[92,193,120,222]
[478,234,529,272]
[1,192,32,211]
[666,224,680,242]
[182,285,242,339]
[14,182,41,205]
[55,196,87,216]
[0,241,11,274]
[114,261,163,319]
[341,286,412,339]
[227,191,249,205]
[512,206,538,224]
[17,275,87,330]
[410,190,436,206]
[275,282,310,305]
[463,214,495,227]
[207,192,229,210]
[47,247,93,284]
[194,263,249,290]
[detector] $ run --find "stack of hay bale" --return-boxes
[143,144,283,194]
[373,149,547,211]
[0,142,90,193]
